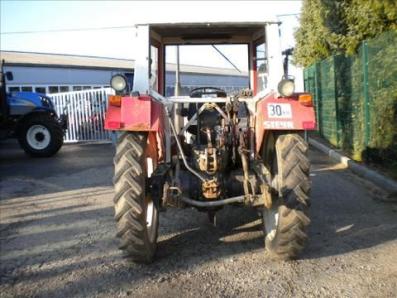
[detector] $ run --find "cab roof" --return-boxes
[148,22,278,40]
[140,21,280,45]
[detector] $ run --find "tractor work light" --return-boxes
[277,79,295,97]
[110,74,128,92]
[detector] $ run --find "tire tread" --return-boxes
[113,132,157,263]
[265,133,311,259]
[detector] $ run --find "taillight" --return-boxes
[298,94,313,107]
[109,95,122,107]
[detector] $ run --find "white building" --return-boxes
[0,51,249,95]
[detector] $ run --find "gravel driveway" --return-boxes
[1,141,396,297]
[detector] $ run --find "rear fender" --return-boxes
[255,92,316,154]
[105,95,165,161]
[105,95,163,131]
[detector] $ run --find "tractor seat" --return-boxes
[186,87,226,138]
[187,87,226,120]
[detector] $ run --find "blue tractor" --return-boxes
[0,60,67,157]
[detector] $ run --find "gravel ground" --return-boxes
[1,141,397,297]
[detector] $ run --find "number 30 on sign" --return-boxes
[267,103,292,118]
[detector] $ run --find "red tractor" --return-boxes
[105,21,316,263]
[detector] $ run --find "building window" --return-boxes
[21,86,33,92]
[49,86,59,94]
[82,86,91,90]
[35,87,46,93]
[9,87,20,92]
[60,86,69,92]
[73,86,82,91]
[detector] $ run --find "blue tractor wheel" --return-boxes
[17,113,64,157]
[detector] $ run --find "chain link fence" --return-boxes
[304,31,397,177]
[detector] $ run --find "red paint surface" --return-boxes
[255,92,317,153]
[121,96,152,130]
[104,95,165,161]
[302,121,316,129]
[104,95,163,132]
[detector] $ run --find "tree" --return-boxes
[294,0,397,66]
[294,0,330,67]
[342,0,397,54]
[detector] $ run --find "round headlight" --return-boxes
[277,79,295,97]
[110,74,127,92]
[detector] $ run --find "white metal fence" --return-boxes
[50,88,114,143]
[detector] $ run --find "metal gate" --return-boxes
[50,88,114,143]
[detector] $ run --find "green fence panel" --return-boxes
[304,31,397,176]
[366,31,397,174]
[304,64,320,130]
[334,54,353,152]
[318,56,338,146]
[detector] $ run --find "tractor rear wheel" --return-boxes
[113,132,159,263]
[261,132,311,259]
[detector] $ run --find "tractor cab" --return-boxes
[132,21,284,98]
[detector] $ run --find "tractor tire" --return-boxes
[113,132,159,263]
[18,113,64,157]
[262,132,311,259]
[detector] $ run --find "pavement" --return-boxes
[1,140,397,297]
[309,138,397,201]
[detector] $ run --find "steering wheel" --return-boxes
[189,87,227,98]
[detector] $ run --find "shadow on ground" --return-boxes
[0,141,114,198]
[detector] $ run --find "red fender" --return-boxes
[255,92,316,154]
[105,95,165,161]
